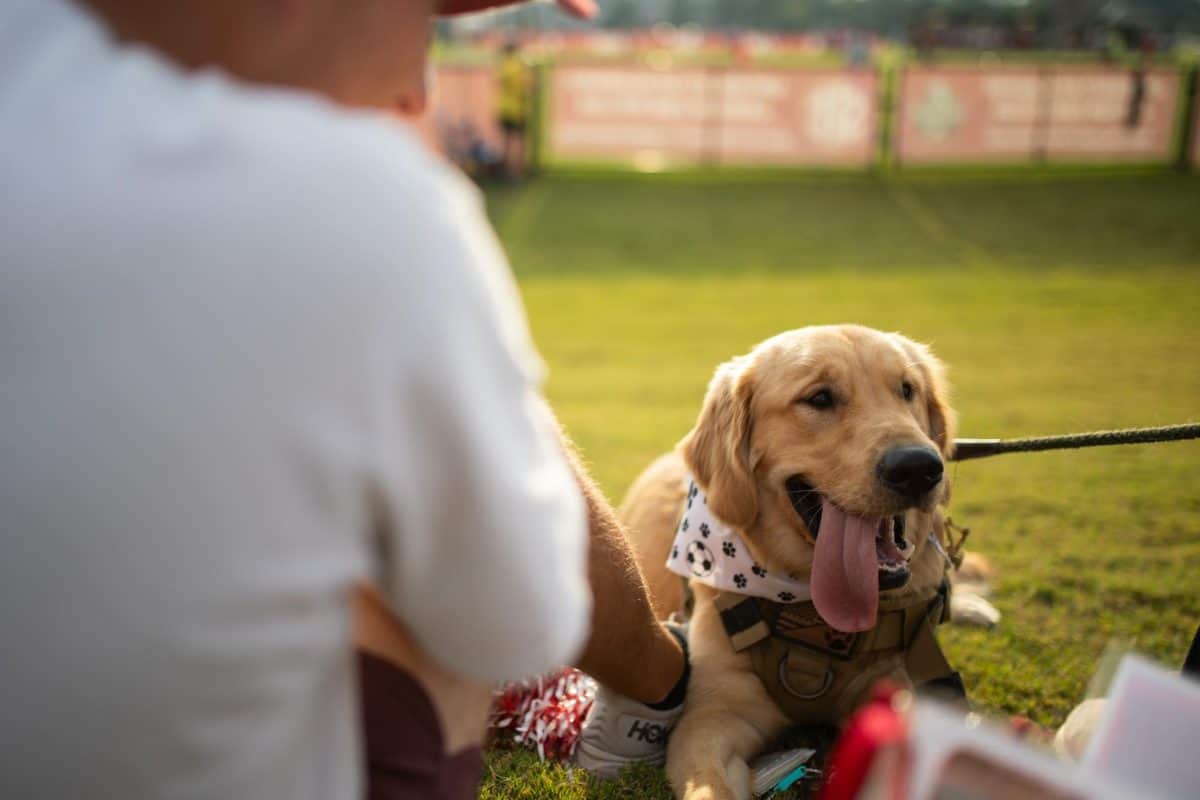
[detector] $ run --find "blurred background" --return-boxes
[415,2,1199,797]
[420,0,1200,174]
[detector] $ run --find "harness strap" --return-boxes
[905,593,954,686]
[715,582,961,723]
[717,583,946,661]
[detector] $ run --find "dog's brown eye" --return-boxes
[805,389,835,409]
[901,381,914,401]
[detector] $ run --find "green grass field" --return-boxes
[478,172,1200,799]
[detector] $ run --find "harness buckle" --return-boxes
[715,593,771,653]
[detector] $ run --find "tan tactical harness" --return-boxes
[714,580,959,724]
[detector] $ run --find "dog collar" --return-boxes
[666,478,812,604]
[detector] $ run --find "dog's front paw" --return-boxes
[678,767,750,800]
[673,755,752,800]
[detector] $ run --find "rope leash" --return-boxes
[951,423,1200,462]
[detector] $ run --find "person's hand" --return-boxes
[438,0,598,19]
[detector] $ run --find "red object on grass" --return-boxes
[438,0,598,19]
[818,682,910,800]
[489,667,597,763]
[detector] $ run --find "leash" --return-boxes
[951,423,1200,462]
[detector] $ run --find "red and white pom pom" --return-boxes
[489,666,597,762]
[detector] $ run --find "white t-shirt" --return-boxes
[0,2,590,798]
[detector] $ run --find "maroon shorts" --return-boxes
[357,650,484,800]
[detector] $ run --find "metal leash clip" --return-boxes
[943,516,971,570]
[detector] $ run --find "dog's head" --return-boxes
[679,325,956,632]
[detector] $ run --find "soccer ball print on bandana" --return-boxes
[685,540,716,577]
[666,478,812,604]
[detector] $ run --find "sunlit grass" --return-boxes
[480,173,1200,798]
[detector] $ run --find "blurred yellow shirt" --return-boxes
[498,54,529,125]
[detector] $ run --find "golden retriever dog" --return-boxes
[620,325,958,800]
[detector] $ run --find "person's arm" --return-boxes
[368,179,590,685]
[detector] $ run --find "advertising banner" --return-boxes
[896,66,1181,165]
[549,66,711,165]
[1044,67,1179,161]
[716,70,878,165]
[417,62,1187,170]
[896,67,1042,164]
[548,66,879,167]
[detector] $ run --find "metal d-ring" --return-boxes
[777,655,834,700]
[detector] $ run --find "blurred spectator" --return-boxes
[441,116,504,177]
[497,40,532,178]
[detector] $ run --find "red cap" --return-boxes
[438,0,598,19]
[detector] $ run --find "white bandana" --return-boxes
[666,477,812,604]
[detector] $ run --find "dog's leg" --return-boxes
[666,697,786,800]
[667,588,789,800]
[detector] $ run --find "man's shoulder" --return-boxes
[202,83,516,329]
[9,20,483,258]
[8,17,505,332]
[206,88,503,317]
[206,82,477,232]
[123,58,491,282]
[120,41,481,249]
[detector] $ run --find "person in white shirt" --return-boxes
[0,0,690,798]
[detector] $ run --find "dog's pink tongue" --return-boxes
[811,500,880,633]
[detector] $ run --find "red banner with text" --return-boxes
[547,66,879,167]
[896,66,1180,165]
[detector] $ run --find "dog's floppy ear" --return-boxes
[913,341,957,459]
[679,357,759,529]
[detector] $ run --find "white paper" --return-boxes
[1082,654,1200,799]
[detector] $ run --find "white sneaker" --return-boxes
[573,681,683,777]
[573,621,689,778]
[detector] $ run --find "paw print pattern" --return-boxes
[671,545,678,560]
[721,541,736,558]
[699,523,710,538]
[824,629,855,651]
[751,564,767,578]
[777,591,796,602]
[681,517,689,532]
[733,573,747,589]
[687,483,699,509]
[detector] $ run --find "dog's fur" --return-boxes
[619,325,958,800]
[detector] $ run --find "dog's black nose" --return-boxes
[876,445,944,500]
